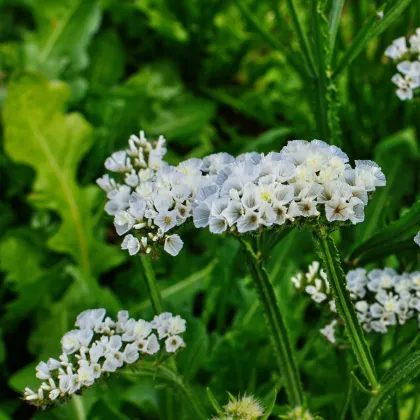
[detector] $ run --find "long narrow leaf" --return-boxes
[349,200,420,264]
[361,351,420,420]
[334,0,414,77]
[329,0,345,54]
[285,0,318,77]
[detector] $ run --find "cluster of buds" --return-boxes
[24,309,186,408]
[384,28,420,100]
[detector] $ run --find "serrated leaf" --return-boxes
[361,351,420,420]
[24,0,101,78]
[3,71,124,276]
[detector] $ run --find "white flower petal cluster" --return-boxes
[415,231,420,246]
[292,262,420,342]
[384,29,420,100]
[24,309,186,408]
[99,136,385,255]
[97,131,214,257]
[193,140,385,234]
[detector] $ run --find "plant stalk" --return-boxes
[313,229,378,390]
[139,256,164,314]
[240,237,304,406]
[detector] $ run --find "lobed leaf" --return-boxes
[3,71,124,276]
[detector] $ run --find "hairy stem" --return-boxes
[313,229,378,390]
[240,237,304,406]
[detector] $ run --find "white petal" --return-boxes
[164,235,183,256]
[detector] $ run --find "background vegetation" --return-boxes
[0,0,419,418]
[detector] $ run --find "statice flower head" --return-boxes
[24,309,186,409]
[214,394,265,420]
[98,131,213,257]
[384,29,420,100]
[193,140,385,237]
[291,263,420,341]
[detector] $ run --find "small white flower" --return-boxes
[123,342,140,364]
[61,331,81,355]
[414,231,420,246]
[36,362,51,380]
[237,209,260,233]
[154,209,179,233]
[165,335,185,353]
[121,234,141,256]
[320,320,337,344]
[77,361,95,387]
[385,36,408,60]
[139,333,160,355]
[164,234,184,256]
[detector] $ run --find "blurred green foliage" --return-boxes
[0,0,419,419]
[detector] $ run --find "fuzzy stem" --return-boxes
[139,256,164,314]
[313,229,379,390]
[240,237,304,406]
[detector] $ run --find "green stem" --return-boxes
[313,229,379,390]
[139,256,164,314]
[122,364,207,420]
[311,0,330,141]
[138,257,177,375]
[240,237,304,407]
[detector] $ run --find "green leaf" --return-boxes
[361,351,420,420]
[3,71,124,276]
[329,0,345,53]
[261,388,277,420]
[349,200,420,264]
[334,0,414,77]
[135,0,189,43]
[354,129,419,246]
[24,0,101,77]
[86,29,125,87]
[207,387,224,416]
[143,94,216,140]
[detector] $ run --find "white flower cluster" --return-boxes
[99,136,385,255]
[24,309,186,408]
[97,131,214,257]
[292,262,420,343]
[415,231,420,246]
[384,29,420,100]
[193,140,385,234]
